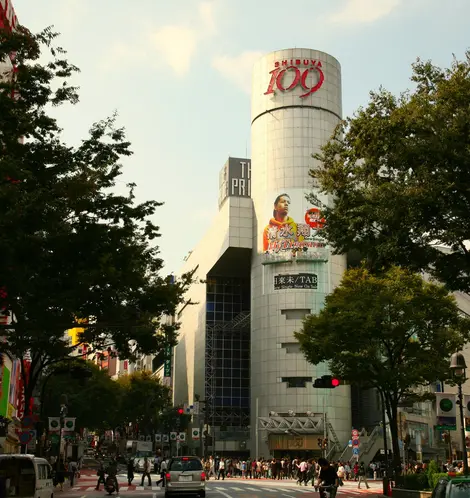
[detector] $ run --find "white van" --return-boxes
[0,454,53,498]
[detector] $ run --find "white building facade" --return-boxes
[250,49,351,457]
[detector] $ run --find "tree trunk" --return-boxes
[385,395,402,476]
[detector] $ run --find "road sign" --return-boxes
[351,429,359,437]
[348,440,353,447]
[352,447,359,455]
[352,435,359,441]
[352,439,359,446]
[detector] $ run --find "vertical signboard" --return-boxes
[163,347,172,387]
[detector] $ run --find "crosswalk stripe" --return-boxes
[119,487,128,492]
[263,489,278,492]
[86,487,95,491]
[230,487,244,491]
[288,488,310,493]
[136,486,145,491]
[216,487,225,490]
[246,488,258,491]
[152,486,160,490]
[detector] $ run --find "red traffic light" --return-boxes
[313,375,340,389]
[177,408,184,415]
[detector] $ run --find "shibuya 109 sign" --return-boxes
[264,59,325,99]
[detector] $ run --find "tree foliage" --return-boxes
[0,26,193,414]
[115,371,171,434]
[41,366,173,436]
[41,361,121,432]
[295,266,470,472]
[310,52,470,292]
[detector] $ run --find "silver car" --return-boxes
[165,456,206,498]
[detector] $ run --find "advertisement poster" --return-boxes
[263,190,328,260]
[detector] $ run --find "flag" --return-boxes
[162,434,169,443]
[192,429,200,440]
[155,434,162,443]
[145,435,152,442]
[63,418,76,431]
[436,393,457,417]
[48,417,60,432]
[179,432,186,442]
[170,432,177,441]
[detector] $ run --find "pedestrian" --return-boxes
[217,459,225,480]
[127,458,134,486]
[95,460,106,491]
[68,458,78,488]
[156,458,167,488]
[141,457,152,487]
[357,462,370,489]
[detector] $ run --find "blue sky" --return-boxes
[13,0,470,274]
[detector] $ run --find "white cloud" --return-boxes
[149,26,199,77]
[212,51,264,94]
[148,1,219,76]
[329,0,402,24]
[199,1,217,36]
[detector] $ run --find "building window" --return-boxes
[205,276,251,428]
[281,376,312,388]
[281,309,310,320]
[280,342,301,354]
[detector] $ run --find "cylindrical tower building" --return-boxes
[250,48,350,458]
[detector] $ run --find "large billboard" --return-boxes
[218,157,251,207]
[262,190,328,260]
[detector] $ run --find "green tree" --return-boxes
[40,361,122,433]
[295,266,470,473]
[310,52,470,292]
[116,371,171,435]
[0,26,193,415]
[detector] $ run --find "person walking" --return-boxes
[156,459,167,488]
[217,459,225,480]
[95,460,106,491]
[127,458,135,486]
[357,462,370,489]
[141,457,152,487]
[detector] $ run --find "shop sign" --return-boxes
[265,59,324,99]
[164,347,172,377]
[274,273,318,290]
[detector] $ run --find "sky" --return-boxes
[12,0,470,274]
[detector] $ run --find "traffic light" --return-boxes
[323,437,329,449]
[176,407,184,429]
[177,408,184,415]
[313,375,340,389]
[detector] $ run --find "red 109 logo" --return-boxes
[264,59,325,99]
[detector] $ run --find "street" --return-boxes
[63,472,383,498]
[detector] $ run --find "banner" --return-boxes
[178,432,186,442]
[170,432,177,441]
[436,393,457,417]
[464,395,470,417]
[155,434,162,443]
[48,417,60,432]
[192,429,200,441]
[63,418,76,432]
[263,190,329,261]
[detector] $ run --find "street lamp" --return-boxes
[450,352,469,475]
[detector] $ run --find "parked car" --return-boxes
[165,456,205,498]
[431,476,470,498]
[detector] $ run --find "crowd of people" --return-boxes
[198,456,374,490]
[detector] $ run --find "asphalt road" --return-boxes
[63,473,383,498]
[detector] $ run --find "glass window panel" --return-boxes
[215,312,224,321]
[206,302,215,312]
